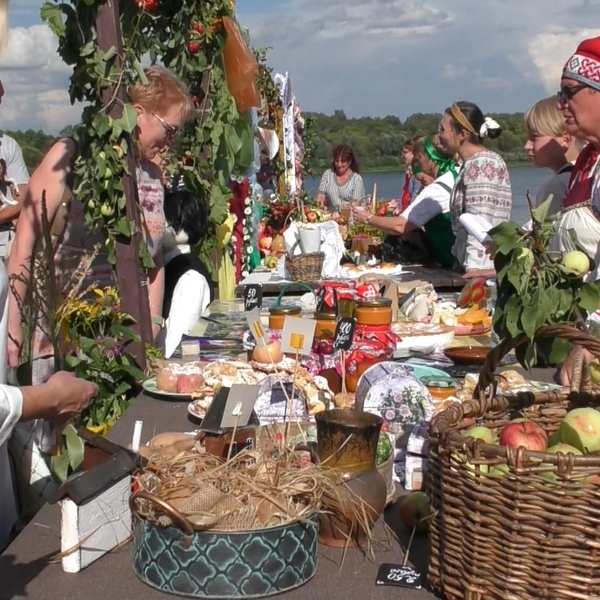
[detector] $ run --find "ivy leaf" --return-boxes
[117,104,138,134]
[577,282,600,313]
[530,193,554,225]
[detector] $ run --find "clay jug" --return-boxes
[315,409,387,547]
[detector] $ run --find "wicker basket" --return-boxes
[285,252,324,282]
[429,325,600,600]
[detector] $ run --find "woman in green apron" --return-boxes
[352,135,459,267]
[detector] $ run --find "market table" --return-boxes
[235,265,467,296]
[0,363,554,600]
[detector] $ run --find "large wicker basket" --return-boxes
[285,252,324,282]
[428,325,600,600]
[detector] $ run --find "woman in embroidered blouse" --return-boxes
[437,101,512,279]
[352,135,459,268]
[6,66,194,377]
[316,144,365,213]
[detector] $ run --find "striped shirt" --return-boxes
[318,169,365,212]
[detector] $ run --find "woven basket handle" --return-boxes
[130,489,194,535]
[276,282,315,306]
[474,324,600,409]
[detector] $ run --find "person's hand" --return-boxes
[462,268,496,280]
[42,371,98,426]
[352,206,371,224]
[555,346,594,387]
[7,325,22,369]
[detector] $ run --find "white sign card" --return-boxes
[245,307,267,345]
[280,316,316,356]
[219,384,260,429]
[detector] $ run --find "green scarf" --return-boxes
[423,136,459,178]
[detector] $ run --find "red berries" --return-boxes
[188,41,200,54]
[136,0,158,12]
[192,23,205,35]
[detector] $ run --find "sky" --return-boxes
[2,0,600,134]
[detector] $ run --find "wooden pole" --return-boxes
[95,1,151,369]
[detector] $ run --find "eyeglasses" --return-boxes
[557,84,588,103]
[150,111,179,139]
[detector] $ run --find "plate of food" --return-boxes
[340,262,403,279]
[143,377,196,400]
[188,401,209,420]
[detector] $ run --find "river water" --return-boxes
[304,165,551,226]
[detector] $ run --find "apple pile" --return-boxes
[156,366,205,394]
[459,406,600,479]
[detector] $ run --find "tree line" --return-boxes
[6,111,531,176]
[306,110,530,172]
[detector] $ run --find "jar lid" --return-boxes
[269,304,302,315]
[357,297,393,308]
[314,311,338,320]
[420,375,457,389]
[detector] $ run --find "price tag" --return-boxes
[245,308,266,343]
[244,284,263,311]
[375,564,422,589]
[280,316,316,356]
[332,317,357,350]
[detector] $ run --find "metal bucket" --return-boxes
[130,491,318,598]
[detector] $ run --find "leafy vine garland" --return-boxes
[41,0,254,273]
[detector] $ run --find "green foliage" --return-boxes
[306,111,529,172]
[41,0,253,274]
[490,194,600,369]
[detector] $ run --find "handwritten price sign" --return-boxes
[244,284,263,311]
[333,317,356,351]
[375,564,422,589]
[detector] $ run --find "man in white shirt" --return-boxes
[0,78,29,259]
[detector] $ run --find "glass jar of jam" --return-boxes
[420,376,458,401]
[268,305,301,330]
[314,311,338,340]
[356,297,393,327]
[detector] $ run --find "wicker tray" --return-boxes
[285,252,324,283]
[428,325,600,600]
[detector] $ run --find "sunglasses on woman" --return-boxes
[557,84,588,103]
[150,111,179,139]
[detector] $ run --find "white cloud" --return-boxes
[528,28,600,94]
[1,24,81,133]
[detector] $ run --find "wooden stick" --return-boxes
[402,524,418,567]
[286,348,301,444]
[372,183,377,211]
[226,409,241,463]
[341,351,347,394]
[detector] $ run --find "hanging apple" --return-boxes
[188,41,200,54]
[561,250,591,277]
[192,23,205,35]
[136,0,158,12]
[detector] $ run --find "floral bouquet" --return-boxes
[59,287,145,434]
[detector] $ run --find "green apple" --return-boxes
[560,407,600,453]
[398,491,431,533]
[464,425,496,444]
[452,450,490,476]
[540,443,583,483]
[489,463,509,478]
[589,360,600,384]
[547,431,561,447]
[561,250,590,277]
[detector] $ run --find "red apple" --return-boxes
[259,236,272,250]
[498,420,547,451]
[188,41,200,54]
[176,373,205,394]
[156,368,178,392]
[398,491,431,533]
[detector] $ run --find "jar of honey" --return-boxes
[420,376,458,401]
[356,297,393,327]
[314,312,338,340]
[268,305,301,330]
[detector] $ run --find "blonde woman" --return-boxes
[524,96,583,215]
[7,66,195,380]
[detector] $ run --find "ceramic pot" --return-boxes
[315,409,387,547]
